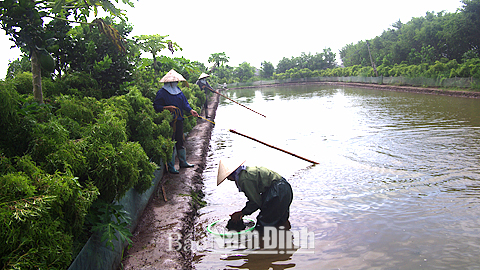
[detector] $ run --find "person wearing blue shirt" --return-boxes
[154,69,199,174]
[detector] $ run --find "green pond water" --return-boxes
[193,84,480,269]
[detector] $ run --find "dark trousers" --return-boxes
[204,90,209,116]
[256,178,293,229]
[172,120,185,150]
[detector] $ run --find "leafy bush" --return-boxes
[44,139,88,177]
[0,81,21,132]
[312,58,480,81]
[0,156,99,269]
[55,96,97,125]
[30,119,70,163]
[0,49,207,268]
[60,72,102,99]
[86,141,155,203]
[10,72,33,95]
[454,58,480,79]
[0,82,35,157]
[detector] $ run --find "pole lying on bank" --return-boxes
[206,86,266,118]
[229,129,319,165]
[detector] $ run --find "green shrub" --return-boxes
[55,97,97,125]
[31,119,70,164]
[0,64,206,267]
[44,139,88,177]
[0,172,35,201]
[57,116,86,139]
[0,153,15,175]
[10,72,33,95]
[0,156,98,269]
[356,66,374,77]
[86,141,155,202]
[89,111,128,147]
[60,72,102,99]
[0,82,23,156]
[0,82,35,157]
[41,77,61,98]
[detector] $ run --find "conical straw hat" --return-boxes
[217,159,246,186]
[160,69,186,83]
[198,73,210,79]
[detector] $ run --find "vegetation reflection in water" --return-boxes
[194,84,480,269]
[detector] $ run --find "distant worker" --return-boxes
[153,69,199,174]
[195,73,213,118]
[217,159,293,230]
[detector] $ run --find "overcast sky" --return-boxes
[0,0,463,79]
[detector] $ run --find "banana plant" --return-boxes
[134,34,182,73]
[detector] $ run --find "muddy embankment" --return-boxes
[120,81,480,270]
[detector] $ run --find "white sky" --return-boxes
[0,0,463,79]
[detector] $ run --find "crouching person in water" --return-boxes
[217,159,293,231]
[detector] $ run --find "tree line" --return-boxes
[210,0,480,84]
[340,0,479,68]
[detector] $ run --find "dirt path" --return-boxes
[120,92,219,270]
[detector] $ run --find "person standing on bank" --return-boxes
[195,73,213,118]
[153,69,199,174]
[217,159,293,230]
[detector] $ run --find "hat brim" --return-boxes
[160,69,186,82]
[199,73,210,79]
[217,159,246,186]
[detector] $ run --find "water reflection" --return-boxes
[195,85,480,269]
[222,251,296,270]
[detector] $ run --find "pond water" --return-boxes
[193,85,480,269]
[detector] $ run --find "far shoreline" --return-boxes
[228,81,480,99]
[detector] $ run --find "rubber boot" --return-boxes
[167,150,179,174]
[178,148,194,168]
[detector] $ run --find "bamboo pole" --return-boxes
[229,129,319,165]
[206,86,266,118]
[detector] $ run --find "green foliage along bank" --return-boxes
[0,71,204,269]
[0,2,204,268]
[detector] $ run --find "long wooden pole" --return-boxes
[229,129,319,165]
[206,86,266,118]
